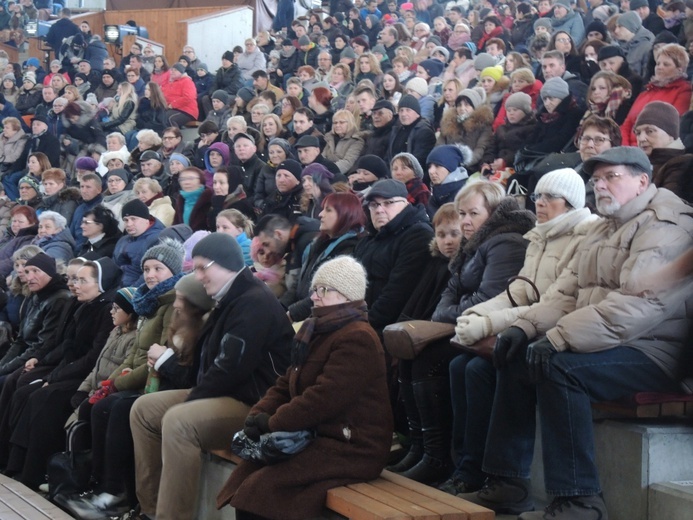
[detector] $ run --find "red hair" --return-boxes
[320,192,365,238]
[10,204,38,225]
[311,86,332,108]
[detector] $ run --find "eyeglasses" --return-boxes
[162,135,178,140]
[311,286,339,298]
[588,171,626,186]
[193,260,215,273]
[367,198,407,210]
[579,135,611,145]
[530,193,563,202]
[555,37,571,43]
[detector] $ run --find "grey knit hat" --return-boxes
[533,18,553,32]
[141,237,185,275]
[554,0,572,9]
[535,168,585,209]
[458,87,486,109]
[391,152,425,179]
[311,256,367,302]
[617,11,642,34]
[473,52,497,71]
[541,77,570,100]
[175,273,215,311]
[191,232,245,272]
[505,92,532,114]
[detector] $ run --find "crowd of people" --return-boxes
[0,0,689,519]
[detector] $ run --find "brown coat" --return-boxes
[218,319,393,520]
[437,104,494,173]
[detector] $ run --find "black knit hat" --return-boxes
[121,199,150,220]
[191,232,245,272]
[277,159,304,181]
[597,45,625,61]
[356,155,389,179]
[222,50,234,62]
[398,94,421,115]
[25,252,57,278]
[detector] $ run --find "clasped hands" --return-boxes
[492,326,556,382]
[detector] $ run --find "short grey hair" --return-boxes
[38,210,67,230]
[106,132,126,146]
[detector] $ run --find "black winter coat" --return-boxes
[354,204,434,332]
[214,64,244,96]
[484,114,538,167]
[78,233,121,260]
[361,117,396,159]
[184,268,293,404]
[398,241,452,321]
[387,117,437,174]
[432,198,535,324]
[526,96,582,156]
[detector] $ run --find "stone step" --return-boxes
[649,480,693,520]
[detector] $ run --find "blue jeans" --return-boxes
[483,345,679,496]
[449,354,495,487]
[2,170,24,201]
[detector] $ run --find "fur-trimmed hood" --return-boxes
[440,103,494,138]
[449,197,536,272]
[58,186,81,202]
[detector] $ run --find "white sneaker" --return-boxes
[38,483,49,493]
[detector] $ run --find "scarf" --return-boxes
[478,26,503,50]
[291,300,368,366]
[133,273,184,317]
[179,186,204,225]
[448,32,471,51]
[649,72,687,88]
[664,12,686,29]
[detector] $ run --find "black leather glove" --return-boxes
[526,337,557,383]
[243,413,271,441]
[493,326,528,369]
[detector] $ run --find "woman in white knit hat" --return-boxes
[440,167,600,497]
[221,255,393,520]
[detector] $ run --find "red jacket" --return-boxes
[161,75,199,119]
[621,77,692,145]
[492,80,543,130]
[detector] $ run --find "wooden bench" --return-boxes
[184,120,201,128]
[593,392,693,419]
[0,473,73,519]
[208,450,494,519]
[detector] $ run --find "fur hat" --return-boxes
[311,256,367,302]
[191,232,245,272]
[535,168,585,209]
[398,94,422,115]
[101,150,130,167]
[141,237,185,274]
[635,101,680,139]
[175,273,215,311]
[617,11,642,33]
[405,77,428,97]
[426,144,472,171]
[541,77,570,100]
[505,92,532,114]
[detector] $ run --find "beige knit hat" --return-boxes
[311,256,367,302]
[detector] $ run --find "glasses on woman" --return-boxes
[311,286,338,298]
[530,193,563,202]
[579,135,610,145]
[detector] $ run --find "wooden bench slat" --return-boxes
[346,482,439,519]
[209,448,242,465]
[368,480,469,519]
[379,471,494,519]
[327,486,412,519]
[592,401,662,418]
[661,401,686,416]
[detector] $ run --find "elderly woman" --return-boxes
[219,256,393,520]
[254,138,293,212]
[130,129,162,172]
[390,153,431,208]
[237,38,267,83]
[322,110,365,174]
[0,117,27,175]
[37,168,80,225]
[393,180,535,484]
[426,145,473,215]
[439,169,598,496]
[621,43,692,145]
[173,166,213,231]
[133,178,175,227]
[103,169,136,225]
[261,159,304,222]
[31,211,75,263]
[77,205,122,260]
[17,176,42,209]
[101,149,131,173]
[0,205,38,277]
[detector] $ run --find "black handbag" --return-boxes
[46,420,92,499]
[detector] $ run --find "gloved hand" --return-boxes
[455,315,492,346]
[492,326,528,369]
[243,413,271,441]
[88,380,116,404]
[526,337,557,383]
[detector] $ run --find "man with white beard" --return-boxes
[461,146,693,519]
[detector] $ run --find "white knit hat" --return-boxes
[535,168,585,210]
[311,256,367,302]
[406,77,429,98]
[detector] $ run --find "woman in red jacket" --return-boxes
[621,43,692,145]
[161,63,199,128]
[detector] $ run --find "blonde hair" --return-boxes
[332,109,357,134]
[355,52,382,76]
[133,177,163,194]
[218,209,253,236]
[454,179,505,213]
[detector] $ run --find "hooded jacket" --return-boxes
[438,104,494,172]
[551,9,585,45]
[112,218,165,286]
[620,26,655,77]
[214,63,243,96]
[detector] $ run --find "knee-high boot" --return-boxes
[400,377,453,485]
[387,380,423,472]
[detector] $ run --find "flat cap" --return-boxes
[582,146,653,178]
[364,179,408,201]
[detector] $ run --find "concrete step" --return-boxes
[649,480,693,520]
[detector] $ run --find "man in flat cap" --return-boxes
[462,147,693,519]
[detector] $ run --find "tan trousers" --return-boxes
[130,389,250,520]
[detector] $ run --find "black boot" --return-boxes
[387,380,423,472]
[400,377,453,485]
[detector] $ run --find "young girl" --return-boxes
[1,73,18,105]
[381,71,403,106]
[433,17,452,47]
[250,235,287,298]
[216,208,253,267]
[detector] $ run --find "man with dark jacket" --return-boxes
[362,99,397,158]
[288,108,324,148]
[232,132,266,199]
[386,95,436,175]
[354,179,434,333]
[130,233,293,520]
[70,173,103,253]
[45,8,79,58]
[295,134,345,180]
